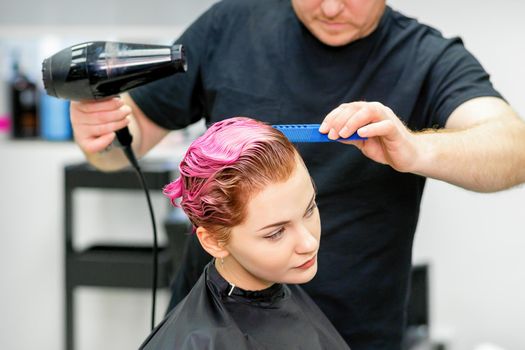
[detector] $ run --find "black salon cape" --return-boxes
[139,262,350,349]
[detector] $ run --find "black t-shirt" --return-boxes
[140,262,350,349]
[131,0,502,348]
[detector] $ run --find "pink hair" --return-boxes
[163,117,298,241]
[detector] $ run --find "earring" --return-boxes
[221,257,225,268]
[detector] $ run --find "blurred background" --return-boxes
[0,1,523,349]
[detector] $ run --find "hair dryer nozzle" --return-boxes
[41,57,55,97]
[42,46,77,98]
[42,41,187,101]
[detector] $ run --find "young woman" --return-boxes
[139,117,349,349]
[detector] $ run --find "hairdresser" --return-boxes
[69,0,525,349]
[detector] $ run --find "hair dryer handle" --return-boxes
[115,126,133,147]
[114,126,140,168]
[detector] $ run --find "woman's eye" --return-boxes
[305,202,317,218]
[265,228,284,241]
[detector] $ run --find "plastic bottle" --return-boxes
[40,93,71,141]
[10,61,39,139]
[0,114,10,141]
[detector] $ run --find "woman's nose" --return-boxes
[294,225,319,254]
[321,0,345,18]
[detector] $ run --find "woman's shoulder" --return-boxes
[139,265,254,349]
[138,272,217,349]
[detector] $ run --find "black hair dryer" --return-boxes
[41,41,187,146]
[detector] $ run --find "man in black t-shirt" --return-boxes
[69,1,525,349]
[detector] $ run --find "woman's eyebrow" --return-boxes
[256,193,316,232]
[305,193,316,213]
[257,220,290,232]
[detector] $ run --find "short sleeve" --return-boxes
[129,3,221,130]
[424,37,503,127]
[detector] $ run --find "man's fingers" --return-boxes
[75,117,129,154]
[358,119,396,138]
[338,103,392,138]
[319,105,344,133]
[71,104,131,125]
[81,133,117,154]
[324,105,371,139]
[76,117,130,138]
[73,97,123,113]
[319,102,366,134]
[338,107,371,138]
[92,118,131,137]
[320,101,380,138]
[77,105,132,125]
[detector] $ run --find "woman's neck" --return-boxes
[214,258,274,291]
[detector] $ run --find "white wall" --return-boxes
[0,0,216,26]
[388,1,525,349]
[1,1,524,350]
[0,130,204,350]
[0,2,214,350]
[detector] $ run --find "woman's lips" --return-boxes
[296,255,316,270]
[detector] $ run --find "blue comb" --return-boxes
[272,124,365,143]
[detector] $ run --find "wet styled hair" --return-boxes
[163,117,298,242]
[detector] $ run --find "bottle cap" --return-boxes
[0,115,10,132]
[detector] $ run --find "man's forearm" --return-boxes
[413,116,525,192]
[84,146,133,172]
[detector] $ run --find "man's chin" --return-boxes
[313,29,358,47]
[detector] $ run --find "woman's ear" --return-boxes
[195,226,229,259]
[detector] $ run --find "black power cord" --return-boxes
[118,129,159,332]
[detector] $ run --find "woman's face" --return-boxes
[291,0,386,47]
[221,157,321,290]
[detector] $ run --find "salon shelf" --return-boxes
[64,160,190,350]
[64,161,177,190]
[67,245,173,288]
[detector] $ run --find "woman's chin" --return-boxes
[285,263,318,285]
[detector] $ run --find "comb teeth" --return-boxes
[272,124,365,143]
